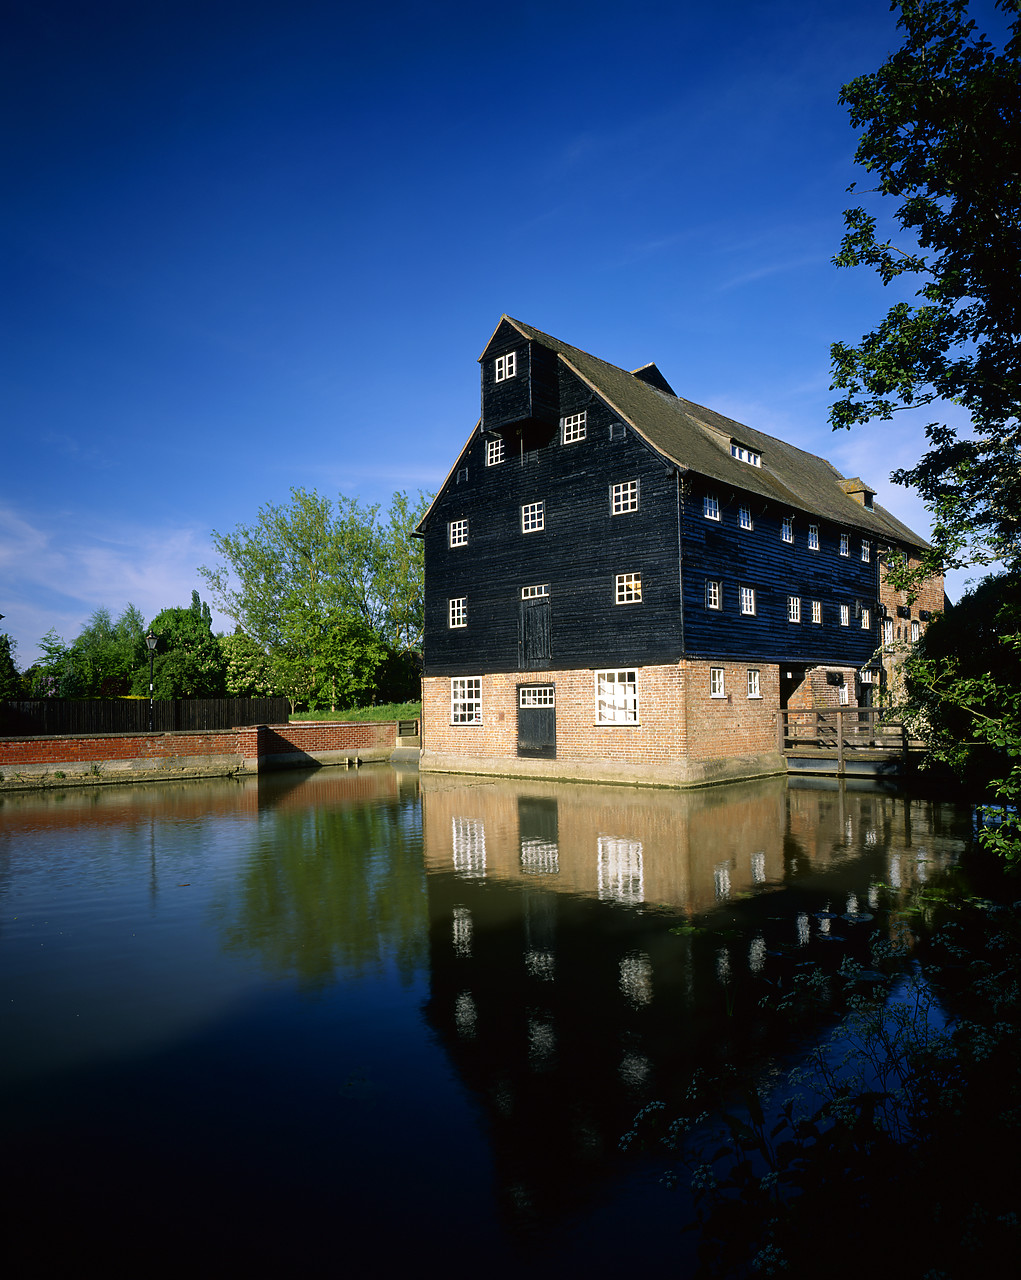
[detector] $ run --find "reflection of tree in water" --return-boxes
[214,800,427,988]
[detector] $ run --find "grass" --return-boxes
[289,701,420,723]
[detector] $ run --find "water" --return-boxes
[0,767,968,1274]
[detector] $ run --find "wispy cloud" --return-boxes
[717,254,822,291]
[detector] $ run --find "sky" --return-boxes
[2,0,1004,665]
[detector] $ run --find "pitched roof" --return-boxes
[501,317,928,548]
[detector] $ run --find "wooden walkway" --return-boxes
[780,709,922,777]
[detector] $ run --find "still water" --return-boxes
[0,767,968,1274]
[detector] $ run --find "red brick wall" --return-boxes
[879,548,945,641]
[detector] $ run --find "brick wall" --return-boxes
[879,549,945,642]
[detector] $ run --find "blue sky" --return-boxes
[2,0,999,664]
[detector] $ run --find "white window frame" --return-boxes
[710,667,726,698]
[703,494,720,521]
[911,619,920,642]
[450,677,481,724]
[562,411,587,443]
[781,516,794,543]
[611,479,639,515]
[883,617,894,645]
[521,583,549,599]
[747,668,761,699]
[595,670,638,724]
[811,599,822,624]
[705,579,722,610]
[519,686,555,708]
[739,505,753,530]
[839,681,850,706]
[740,586,756,616]
[840,604,850,627]
[788,595,801,623]
[615,572,642,604]
[730,442,761,467]
[808,524,819,550]
[495,352,516,382]
[861,539,871,563]
[839,533,850,557]
[521,501,544,533]
[485,436,505,466]
[448,519,468,548]
[448,597,467,629]
[861,607,871,630]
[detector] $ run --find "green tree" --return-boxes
[829,0,1020,580]
[0,633,19,701]
[65,604,148,697]
[130,595,227,698]
[218,631,277,698]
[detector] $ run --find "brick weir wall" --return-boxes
[0,720,404,788]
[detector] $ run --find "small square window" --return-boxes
[860,607,871,629]
[840,604,850,627]
[739,506,753,530]
[521,501,544,533]
[595,669,638,723]
[449,597,467,628]
[451,677,481,724]
[611,480,639,514]
[562,412,587,443]
[808,524,819,550]
[811,599,822,624]
[740,586,756,615]
[615,573,642,604]
[448,519,468,548]
[705,579,722,609]
[495,352,517,382]
[839,533,849,557]
[747,669,761,699]
[861,540,871,562]
[485,436,505,466]
[521,583,549,599]
[710,667,725,698]
[782,516,794,543]
[703,494,720,521]
[788,595,801,623]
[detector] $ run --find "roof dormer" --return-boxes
[479,317,559,449]
[839,477,877,510]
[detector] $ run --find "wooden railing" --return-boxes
[779,709,908,758]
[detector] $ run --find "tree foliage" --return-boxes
[829,0,1021,578]
[0,633,20,701]
[129,592,227,698]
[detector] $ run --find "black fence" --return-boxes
[0,698,290,737]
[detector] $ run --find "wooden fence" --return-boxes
[0,697,291,737]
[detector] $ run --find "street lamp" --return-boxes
[146,632,157,731]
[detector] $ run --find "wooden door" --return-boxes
[519,599,551,670]
[517,684,556,758]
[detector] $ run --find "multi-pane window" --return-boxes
[705,579,722,610]
[839,533,850,556]
[860,607,871,629]
[781,516,794,543]
[450,677,481,724]
[861,539,871,562]
[730,443,761,466]
[562,412,587,443]
[883,617,894,645]
[519,686,555,707]
[739,505,753,530]
[839,681,849,706]
[788,595,801,623]
[740,586,756,615]
[495,352,516,382]
[911,619,920,642]
[710,667,725,698]
[703,494,720,520]
[611,480,640,514]
[840,604,850,626]
[521,501,544,533]
[448,519,468,547]
[747,668,761,698]
[808,524,819,550]
[595,670,638,723]
[485,436,505,466]
[521,583,549,599]
[811,599,822,624]
[615,573,642,604]
[448,597,467,628]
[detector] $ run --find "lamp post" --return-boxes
[146,632,157,732]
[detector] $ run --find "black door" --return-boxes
[519,599,551,670]
[517,684,556,758]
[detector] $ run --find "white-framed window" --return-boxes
[740,586,756,615]
[840,604,850,627]
[739,505,753,530]
[808,524,819,550]
[911,619,920,642]
[450,677,481,724]
[448,519,468,548]
[860,607,871,629]
[839,533,849,557]
[747,668,761,699]
[611,479,639,514]
[811,599,822,624]
[521,583,549,599]
[562,411,587,443]
[519,686,555,708]
[883,617,894,645]
[730,442,761,467]
[485,436,505,466]
[703,494,720,521]
[861,539,871,562]
[595,669,638,724]
[788,595,801,623]
[615,572,642,604]
[839,682,850,706]
[710,667,726,698]
[495,352,516,382]
[705,579,722,610]
[448,597,467,628]
[782,516,794,543]
[521,501,544,533]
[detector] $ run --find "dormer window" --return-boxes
[495,352,517,382]
[730,441,761,467]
